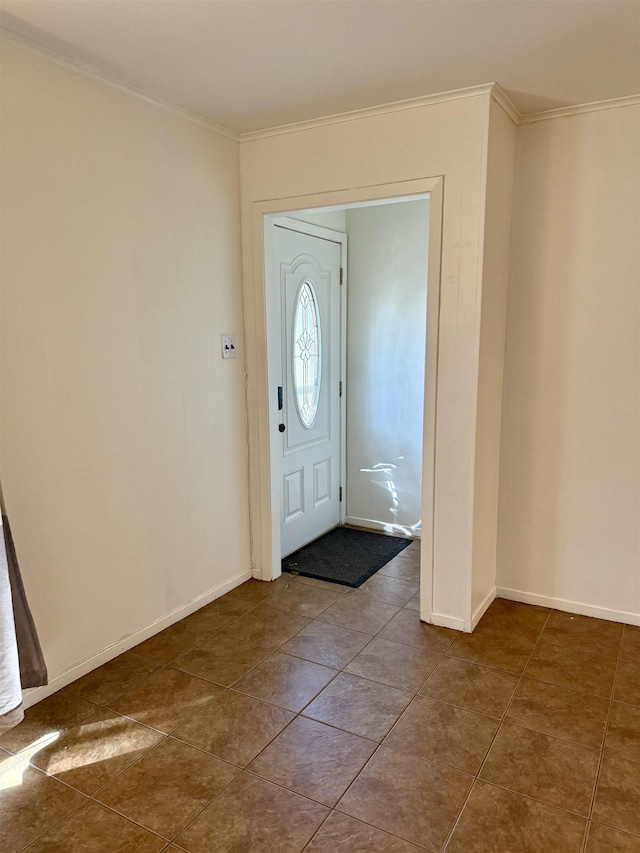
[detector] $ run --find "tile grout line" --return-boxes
[317,588,628,829]
[298,810,342,853]
[13,714,171,851]
[581,628,625,853]
[122,575,399,847]
[444,641,621,699]
[32,640,632,843]
[441,607,554,852]
[18,780,91,853]
[101,573,411,752]
[55,730,236,848]
[13,571,636,853]
[8,566,465,853]
[18,780,171,852]
[13,581,308,851]
[169,606,451,759]
[162,757,243,847]
[2,566,434,852]
[70,585,342,847]
[300,808,432,853]
[233,557,432,851]
[215,579,428,714]
[295,575,452,851]
[224,582,422,750]
[63,712,246,849]
[497,608,612,848]
[62,614,640,849]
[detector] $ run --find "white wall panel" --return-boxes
[345,200,430,536]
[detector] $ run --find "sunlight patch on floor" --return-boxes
[0,731,60,790]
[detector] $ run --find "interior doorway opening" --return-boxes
[250,176,443,625]
[266,193,431,591]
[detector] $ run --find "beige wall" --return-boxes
[240,93,501,630]
[471,99,516,622]
[497,104,640,624]
[345,200,430,535]
[1,43,251,701]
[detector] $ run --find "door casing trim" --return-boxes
[243,176,443,625]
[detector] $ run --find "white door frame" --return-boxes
[271,216,348,550]
[244,176,443,625]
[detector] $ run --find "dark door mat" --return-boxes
[282,526,412,587]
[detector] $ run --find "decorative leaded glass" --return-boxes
[293,280,321,427]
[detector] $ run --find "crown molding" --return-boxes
[2,24,637,138]
[238,83,496,141]
[490,84,520,124]
[1,23,496,140]
[517,93,640,125]
[487,86,640,127]
[0,25,240,141]
[237,84,639,140]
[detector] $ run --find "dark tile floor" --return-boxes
[1,541,639,852]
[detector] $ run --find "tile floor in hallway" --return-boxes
[1,540,640,852]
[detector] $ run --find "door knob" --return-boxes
[279,423,286,433]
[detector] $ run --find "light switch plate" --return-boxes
[221,335,236,359]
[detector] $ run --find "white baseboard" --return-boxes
[430,612,467,632]
[425,588,496,634]
[497,587,640,627]
[471,587,496,631]
[22,568,253,710]
[344,516,420,539]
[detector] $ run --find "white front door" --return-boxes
[274,223,343,557]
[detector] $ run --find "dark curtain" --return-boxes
[2,512,48,688]
[0,484,47,733]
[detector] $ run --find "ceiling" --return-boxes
[1,0,638,133]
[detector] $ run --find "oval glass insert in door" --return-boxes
[292,279,322,428]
